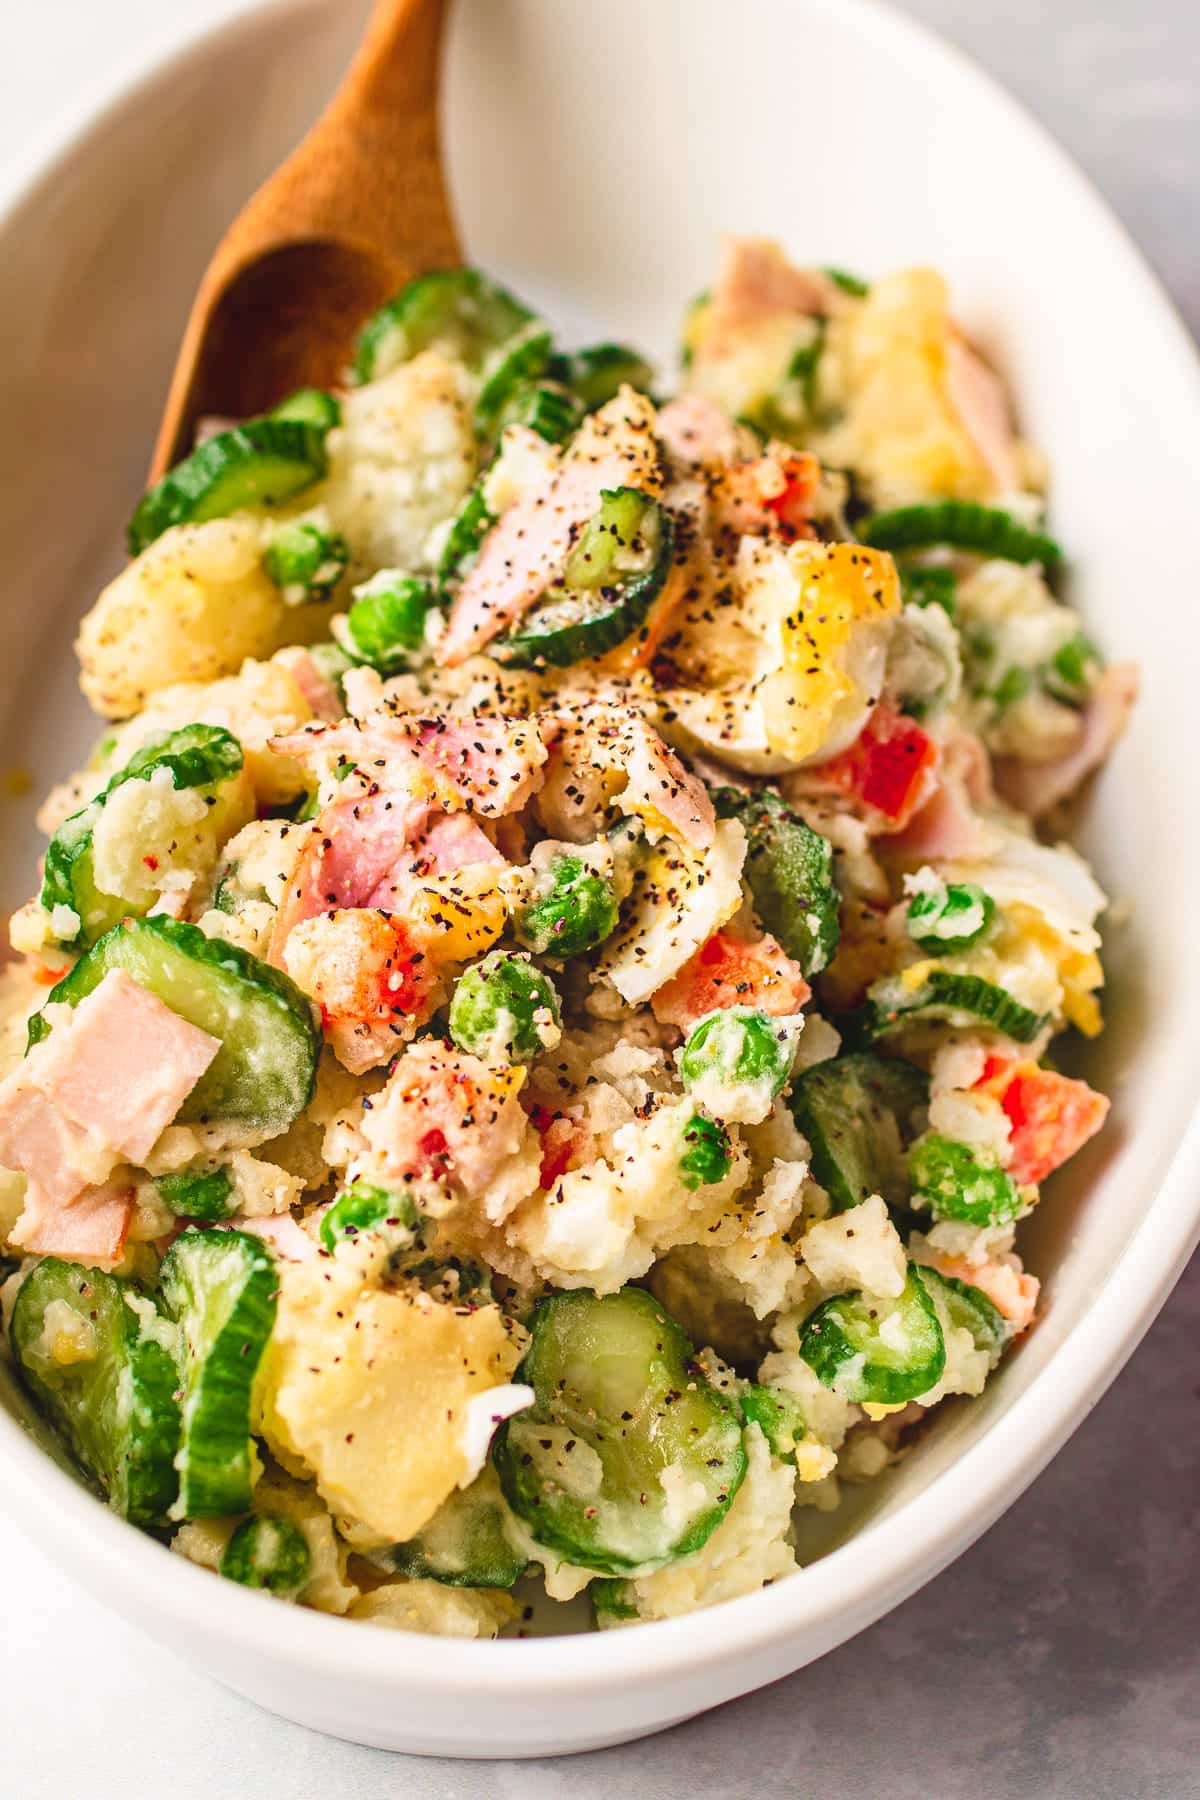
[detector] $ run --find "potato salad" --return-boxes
[0,242,1134,1636]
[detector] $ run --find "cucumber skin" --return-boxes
[861,501,1063,571]
[493,1287,747,1576]
[917,1265,1011,1361]
[28,916,320,1136]
[857,969,1047,1046]
[789,1051,929,1215]
[159,1229,279,1519]
[351,268,536,386]
[711,787,840,977]
[495,492,675,670]
[799,1265,946,1404]
[375,1470,528,1589]
[9,1259,181,1525]
[128,420,329,556]
[40,725,245,950]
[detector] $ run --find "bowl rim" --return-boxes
[2,0,1199,1700]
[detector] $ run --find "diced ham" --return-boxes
[366,812,505,905]
[226,1211,317,1261]
[362,1039,530,1210]
[944,332,1021,495]
[651,927,810,1031]
[656,394,741,467]
[705,238,839,342]
[32,971,220,1165]
[11,1176,134,1264]
[0,1079,112,1208]
[993,664,1139,819]
[440,391,662,666]
[890,730,996,862]
[283,908,441,1073]
[268,786,434,962]
[923,1250,1040,1336]
[272,646,343,722]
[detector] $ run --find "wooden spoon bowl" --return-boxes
[150,0,459,479]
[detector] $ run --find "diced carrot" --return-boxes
[999,1067,1110,1187]
[652,927,809,1031]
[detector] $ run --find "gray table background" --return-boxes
[1,3,1196,1795]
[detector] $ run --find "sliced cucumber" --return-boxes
[220,1512,312,1599]
[493,1287,746,1575]
[861,501,1063,571]
[493,488,674,669]
[592,1577,638,1623]
[548,342,655,411]
[41,724,245,949]
[908,1133,1023,1226]
[371,1466,528,1588]
[269,387,342,430]
[351,268,539,387]
[799,1264,945,1404]
[900,564,958,617]
[29,917,320,1135]
[860,969,1047,1045]
[319,1182,418,1254]
[789,1051,929,1215]
[505,379,583,444]
[915,1264,1011,1363]
[9,1259,181,1524]
[475,321,554,441]
[128,420,329,556]
[823,266,870,297]
[711,786,840,976]
[157,1164,236,1223]
[159,1228,278,1518]
[739,1382,807,1460]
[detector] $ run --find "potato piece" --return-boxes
[256,1258,523,1542]
[78,517,336,717]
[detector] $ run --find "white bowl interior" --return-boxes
[0,0,1197,1754]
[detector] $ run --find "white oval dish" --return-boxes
[1,0,1198,1760]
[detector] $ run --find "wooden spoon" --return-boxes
[149,0,460,480]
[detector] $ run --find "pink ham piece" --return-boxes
[366,812,505,906]
[31,971,220,1165]
[993,664,1139,819]
[704,238,839,343]
[944,332,1021,495]
[225,1211,317,1262]
[921,1251,1040,1337]
[361,1039,530,1207]
[891,730,998,863]
[656,394,742,468]
[439,393,662,667]
[0,1081,112,1208]
[272,646,344,723]
[269,786,435,961]
[10,1176,134,1264]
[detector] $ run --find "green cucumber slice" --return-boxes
[159,1228,278,1518]
[548,342,656,411]
[156,1164,236,1223]
[493,1287,747,1575]
[220,1513,312,1599]
[506,379,583,444]
[40,724,245,950]
[860,969,1047,1045]
[711,786,840,976]
[269,387,341,429]
[371,1466,528,1588]
[9,1259,181,1524]
[475,321,554,440]
[908,1133,1023,1226]
[128,420,329,556]
[738,1382,807,1459]
[915,1264,1011,1363]
[789,1051,929,1214]
[900,564,958,616]
[351,268,539,386]
[493,487,674,669]
[860,501,1063,570]
[29,916,320,1135]
[799,1264,946,1403]
[823,266,870,297]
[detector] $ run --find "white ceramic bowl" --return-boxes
[1,0,1198,1760]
